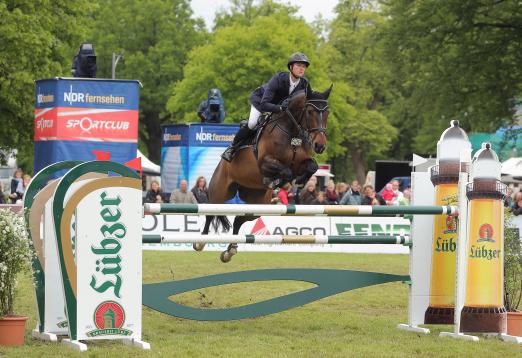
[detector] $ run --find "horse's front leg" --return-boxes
[294,158,318,186]
[259,156,293,188]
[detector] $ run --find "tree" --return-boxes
[326,0,398,183]
[167,11,354,162]
[382,0,522,154]
[88,0,206,162]
[213,0,298,30]
[0,0,93,170]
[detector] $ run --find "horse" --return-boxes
[198,86,332,262]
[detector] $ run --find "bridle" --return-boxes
[275,99,329,147]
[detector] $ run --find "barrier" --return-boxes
[25,145,521,350]
[145,203,458,216]
[142,234,411,245]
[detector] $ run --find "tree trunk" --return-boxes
[141,111,162,164]
[350,149,366,185]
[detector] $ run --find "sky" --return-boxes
[191,0,339,29]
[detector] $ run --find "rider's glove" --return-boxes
[280,98,290,112]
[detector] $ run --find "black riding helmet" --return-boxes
[287,52,310,70]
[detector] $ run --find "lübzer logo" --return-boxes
[90,191,126,298]
[477,223,495,243]
[443,215,457,234]
[86,301,131,337]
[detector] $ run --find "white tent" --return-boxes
[137,150,160,175]
[501,157,522,182]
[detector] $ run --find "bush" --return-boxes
[0,208,32,316]
[504,210,522,312]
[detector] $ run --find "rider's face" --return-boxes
[291,63,307,78]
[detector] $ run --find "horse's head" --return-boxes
[287,85,331,154]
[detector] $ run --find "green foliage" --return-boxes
[213,0,298,30]
[88,0,206,161]
[326,0,398,181]
[382,0,522,154]
[0,209,32,316]
[504,211,522,312]
[0,0,93,170]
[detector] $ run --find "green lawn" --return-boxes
[1,251,520,357]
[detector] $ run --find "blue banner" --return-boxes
[35,78,140,110]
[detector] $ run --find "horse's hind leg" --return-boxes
[220,189,270,263]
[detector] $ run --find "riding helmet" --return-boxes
[287,52,310,70]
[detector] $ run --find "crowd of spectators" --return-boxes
[271,177,412,207]
[142,174,522,215]
[0,168,32,204]
[144,177,209,204]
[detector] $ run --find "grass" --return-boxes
[1,251,521,357]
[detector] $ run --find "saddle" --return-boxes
[237,114,273,158]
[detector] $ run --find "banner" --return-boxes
[34,78,140,173]
[142,215,411,254]
[161,124,239,193]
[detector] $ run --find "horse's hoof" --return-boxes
[226,243,238,256]
[193,243,205,252]
[220,251,232,263]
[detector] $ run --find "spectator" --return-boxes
[325,180,338,204]
[336,182,348,200]
[0,182,4,204]
[300,181,317,205]
[9,168,23,204]
[191,176,209,203]
[312,191,327,205]
[340,180,362,205]
[513,192,522,216]
[361,185,385,206]
[381,183,396,205]
[287,185,297,204]
[170,179,198,204]
[14,174,31,203]
[145,180,163,204]
[278,183,291,205]
[505,187,514,208]
[391,180,404,205]
[399,188,411,205]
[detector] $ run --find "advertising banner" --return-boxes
[161,124,239,193]
[142,215,411,254]
[34,78,140,173]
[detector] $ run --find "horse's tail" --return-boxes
[216,215,231,232]
[204,215,231,234]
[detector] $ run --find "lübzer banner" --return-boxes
[71,182,142,340]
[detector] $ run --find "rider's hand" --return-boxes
[280,98,290,111]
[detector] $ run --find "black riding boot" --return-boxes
[222,125,255,162]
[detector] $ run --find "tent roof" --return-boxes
[501,157,522,177]
[137,150,160,175]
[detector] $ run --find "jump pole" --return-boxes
[142,234,412,245]
[144,203,458,216]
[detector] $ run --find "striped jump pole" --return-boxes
[144,203,458,216]
[142,234,412,246]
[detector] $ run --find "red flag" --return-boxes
[92,150,111,161]
[125,157,142,176]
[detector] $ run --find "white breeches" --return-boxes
[247,105,262,129]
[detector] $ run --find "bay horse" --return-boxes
[198,86,332,262]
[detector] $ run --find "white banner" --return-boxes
[142,214,411,254]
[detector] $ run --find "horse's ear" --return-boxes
[309,84,333,100]
[322,84,333,100]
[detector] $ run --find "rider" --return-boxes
[221,52,313,162]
